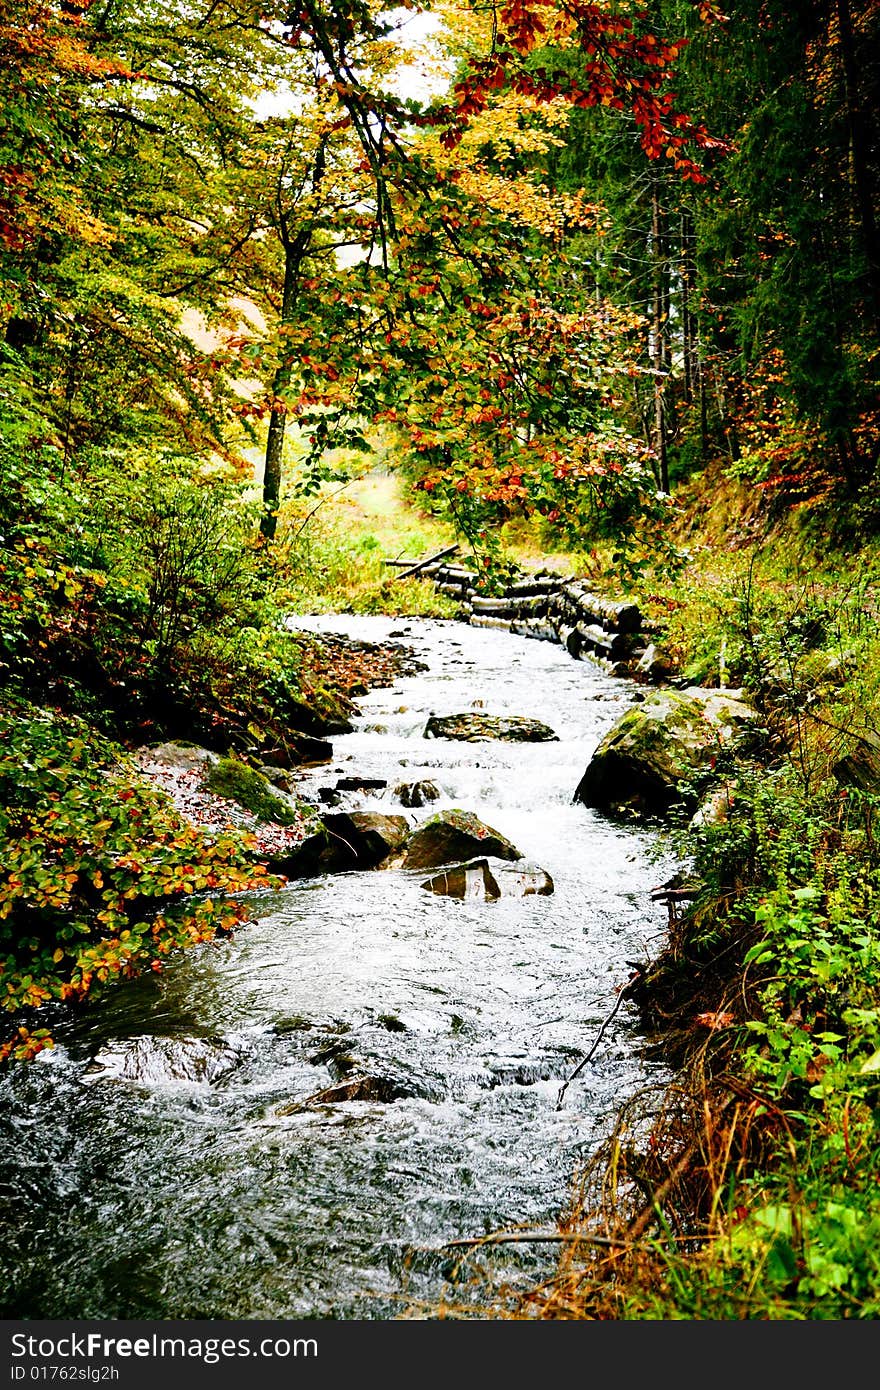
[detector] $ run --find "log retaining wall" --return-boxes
[417,562,650,676]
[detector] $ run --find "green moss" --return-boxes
[205,756,298,825]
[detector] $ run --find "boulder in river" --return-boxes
[394,779,441,808]
[424,713,558,742]
[574,688,757,817]
[402,809,522,870]
[284,733,333,766]
[312,811,411,872]
[82,1035,241,1086]
[304,1076,407,1104]
[422,856,554,901]
[278,1058,440,1109]
[335,776,388,794]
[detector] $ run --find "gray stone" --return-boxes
[574,688,757,817]
[394,779,441,808]
[424,713,558,742]
[421,856,554,900]
[320,811,411,870]
[83,1035,240,1086]
[402,810,522,870]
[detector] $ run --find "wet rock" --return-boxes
[421,856,554,900]
[320,811,411,871]
[424,713,558,742]
[491,859,555,897]
[402,809,522,870]
[287,733,333,766]
[280,698,354,738]
[82,1035,241,1086]
[272,828,332,876]
[377,1013,407,1032]
[394,779,441,808]
[574,688,757,817]
[279,1059,439,1109]
[422,858,500,900]
[307,1037,356,1069]
[335,777,388,793]
[488,1059,561,1086]
[302,1076,411,1104]
[271,811,411,875]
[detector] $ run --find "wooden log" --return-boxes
[435,566,477,582]
[510,620,558,642]
[513,596,548,617]
[569,591,641,633]
[469,615,513,631]
[471,596,517,615]
[505,580,564,598]
[474,595,548,618]
[392,544,460,582]
[577,624,628,659]
[556,625,585,659]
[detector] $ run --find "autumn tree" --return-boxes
[212,0,724,550]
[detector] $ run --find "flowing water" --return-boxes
[0,615,677,1319]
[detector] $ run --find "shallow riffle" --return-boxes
[0,615,677,1318]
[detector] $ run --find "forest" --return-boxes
[1,0,880,1322]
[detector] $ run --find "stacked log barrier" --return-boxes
[422,563,649,675]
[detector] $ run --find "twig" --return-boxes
[436,1229,705,1252]
[625,1090,737,1242]
[392,544,459,581]
[441,1232,628,1250]
[555,966,645,1110]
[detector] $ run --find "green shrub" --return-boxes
[0,699,273,1061]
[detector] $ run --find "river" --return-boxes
[0,614,676,1319]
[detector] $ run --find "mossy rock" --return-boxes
[205,756,299,825]
[574,689,756,817]
[402,809,522,870]
[424,712,558,742]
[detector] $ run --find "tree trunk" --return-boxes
[260,140,327,542]
[260,248,299,541]
[651,186,669,492]
[680,211,696,407]
[836,0,880,333]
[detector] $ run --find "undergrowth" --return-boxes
[0,698,274,1061]
[459,471,880,1320]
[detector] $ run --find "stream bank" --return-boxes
[0,615,678,1319]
